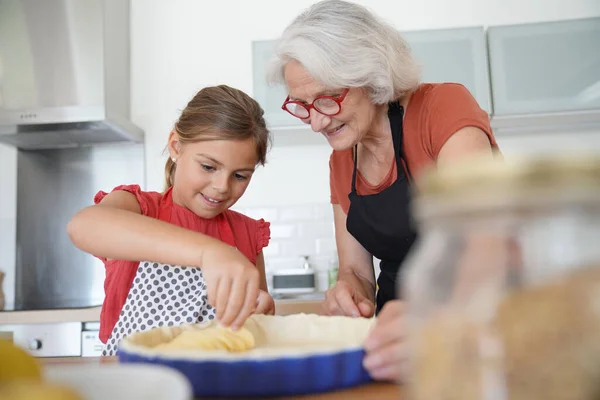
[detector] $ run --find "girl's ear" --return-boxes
[167,130,181,161]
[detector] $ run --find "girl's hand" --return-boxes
[200,243,260,330]
[255,290,275,315]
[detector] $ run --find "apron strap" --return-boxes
[388,102,413,181]
[351,145,359,193]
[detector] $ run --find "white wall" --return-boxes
[130,0,600,208]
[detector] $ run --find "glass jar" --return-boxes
[328,252,339,289]
[400,153,600,400]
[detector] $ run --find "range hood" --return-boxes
[0,0,143,149]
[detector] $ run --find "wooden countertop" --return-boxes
[0,306,103,325]
[43,357,401,400]
[0,298,324,325]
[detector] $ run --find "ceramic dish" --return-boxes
[118,313,375,398]
[45,363,193,400]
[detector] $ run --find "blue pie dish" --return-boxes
[118,314,375,398]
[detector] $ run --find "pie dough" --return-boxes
[121,314,375,359]
[153,325,255,352]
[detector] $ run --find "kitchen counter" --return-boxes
[43,357,401,399]
[0,306,102,325]
[0,297,324,325]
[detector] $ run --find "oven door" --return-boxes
[0,322,82,357]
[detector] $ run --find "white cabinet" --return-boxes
[488,17,600,116]
[251,17,600,141]
[0,322,82,357]
[252,40,304,129]
[252,28,492,127]
[402,27,492,113]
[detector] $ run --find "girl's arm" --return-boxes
[68,189,260,329]
[68,190,228,267]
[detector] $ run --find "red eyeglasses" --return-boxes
[281,89,350,119]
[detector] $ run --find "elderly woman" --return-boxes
[268,0,499,382]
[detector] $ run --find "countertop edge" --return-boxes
[0,306,103,325]
[0,297,325,325]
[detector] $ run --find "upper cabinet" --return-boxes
[251,28,492,130]
[402,27,492,114]
[252,17,600,141]
[488,17,600,116]
[252,40,305,129]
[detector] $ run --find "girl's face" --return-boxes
[168,134,258,219]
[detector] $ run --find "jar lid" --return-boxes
[414,152,600,218]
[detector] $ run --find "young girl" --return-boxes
[67,85,274,356]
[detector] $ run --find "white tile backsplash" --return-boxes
[252,204,383,295]
[316,237,337,256]
[269,223,297,239]
[242,207,278,223]
[265,257,303,271]
[298,221,334,238]
[310,256,333,272]
[279,239,316,258]
[247,204,337,275]
[314,204,334,220]
[262,241,280,257]
[278,206,318,222]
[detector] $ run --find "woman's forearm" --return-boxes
[67,206,225,267]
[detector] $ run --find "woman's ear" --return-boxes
[167,130,181,161]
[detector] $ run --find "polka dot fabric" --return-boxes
[102,261,216,356]
[93,185,271,344]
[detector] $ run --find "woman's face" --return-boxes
[283,60,379,151]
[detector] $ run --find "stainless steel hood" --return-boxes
[0,0,143,149]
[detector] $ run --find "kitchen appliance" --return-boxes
[0,0,143,149]
[81,322,104,357]
[271,256,316,295]
[0,321,103,358]
[0,144,141,357]
[11,144,144,311]
[0,322,82,357]
[0,0,143,357]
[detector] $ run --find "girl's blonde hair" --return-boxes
[164,85,270,189]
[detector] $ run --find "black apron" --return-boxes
[346,101,418,314]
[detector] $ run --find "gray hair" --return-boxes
[267,0,421,104]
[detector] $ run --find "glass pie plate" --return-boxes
[118,313,375,398]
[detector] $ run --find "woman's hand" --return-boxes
[254,290,275,315]
[322,280,375,318]
[200,243,260,331]
[363,300,408,382]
